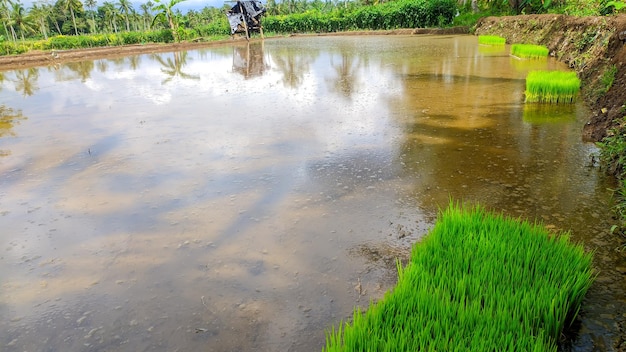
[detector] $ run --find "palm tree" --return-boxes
[139,1,152,30]
[0,0,7,36]
[57,0,83,35]
[116,0,131,31]
[1,0,18,42]
[129,7,140,30]
[29,2,52,39]
[83,0,97,33]
[100,1,118,32]
[9,1,34,42]
[151,0,185,42]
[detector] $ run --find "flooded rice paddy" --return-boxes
[1,35,625,351]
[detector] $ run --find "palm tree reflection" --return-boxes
[50,61,95,82]
[326,48,361,99]
[12,68,40,96]
[65,61,95,82]
[151,51,200,84]
[0,104,27,157]
[127,55,142,70]
[270,46,316,88]
[96,60,109,73]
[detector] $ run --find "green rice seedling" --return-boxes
[478,35,506,45]
[511,43,550,59]
[323,201,595,352]
[525,70,581,104]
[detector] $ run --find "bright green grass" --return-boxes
[525,70,581,104]
[511,56,550,72]
[478,35,506,45]
[323,202,595,352]
[511,43,550,59]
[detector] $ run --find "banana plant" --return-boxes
[152,0,186,42]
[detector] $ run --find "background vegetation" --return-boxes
[0,0,624,55]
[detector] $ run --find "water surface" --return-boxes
[1,36,624,351]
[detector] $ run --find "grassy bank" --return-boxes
[324,202,594,351]
[0,28,232,56]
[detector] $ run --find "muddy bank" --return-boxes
[475,14,626,142]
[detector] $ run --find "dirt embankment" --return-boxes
[475,14,626,142]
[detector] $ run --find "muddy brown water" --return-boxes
[1,35,625,351]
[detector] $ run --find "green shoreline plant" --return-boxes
[0,26,232,55]
[525,70,581,104]
[511,43,549,59]
[323,202,595,352]
[263,0,456,33]
[478,34,506,45]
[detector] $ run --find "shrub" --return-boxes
[120,31,145,45]
[263,0,457,33]
[195,19,230,36]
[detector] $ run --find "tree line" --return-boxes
[0,0,223,41]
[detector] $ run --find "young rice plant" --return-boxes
[525,70,581,104]
[478,35,506,45]
[323,202,595,352]
[511,43,549,59]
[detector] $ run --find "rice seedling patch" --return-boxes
[511,44,549,59]
[478,35,506,45]
[525,70,581,104]
[323,202,595,352]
